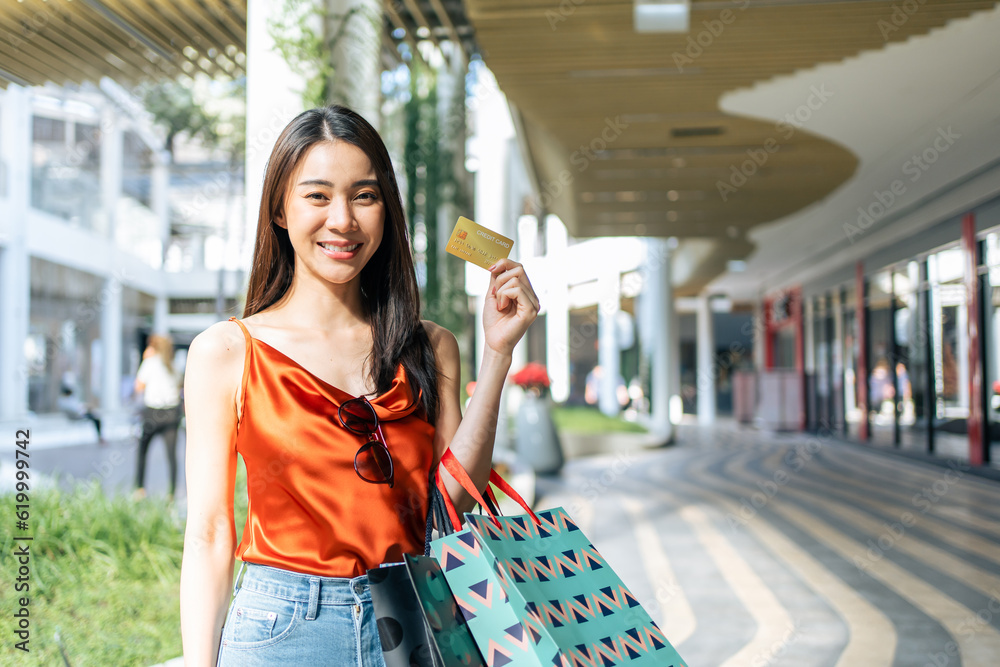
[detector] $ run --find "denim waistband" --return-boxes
[236,561,373,606]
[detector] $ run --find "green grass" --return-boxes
[550,406,648,434]
[0,459,251,667]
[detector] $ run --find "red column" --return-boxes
[764,296,774,370]
[793,288,806,430]
[856,262,868,442]
[963,212,983,466]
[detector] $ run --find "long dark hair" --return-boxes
[243,105,439,425]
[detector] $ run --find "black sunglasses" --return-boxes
[338,396,394,488]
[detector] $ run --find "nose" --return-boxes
[325,196,358,232]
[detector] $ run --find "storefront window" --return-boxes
[897,261,929,452]
[831,291,845,433]
[812,297,831,430]
[928,245,970,459]
[984,232,1000,460]
[27,258,105,413]
[26,258,156,414]
[31,114,105,234]
[843,284,860,438]
[869,270,895,446]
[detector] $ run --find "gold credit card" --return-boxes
[444,216,514,269]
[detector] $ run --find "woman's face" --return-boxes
[278,140,385,290]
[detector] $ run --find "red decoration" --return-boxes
[510,362,550,393]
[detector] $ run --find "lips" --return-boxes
[319,242,361,252]
[318,241,362,259]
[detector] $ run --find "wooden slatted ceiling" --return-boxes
[464,0,999,282]
[0,0,246,89]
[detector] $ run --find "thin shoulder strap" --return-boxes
[228,317,252,426]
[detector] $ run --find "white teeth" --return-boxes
[321,243,359,252]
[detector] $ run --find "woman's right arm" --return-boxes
[180,322,244,666]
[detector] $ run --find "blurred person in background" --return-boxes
[133,333,183,501]
[57,383,104,443]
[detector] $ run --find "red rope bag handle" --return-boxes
[435,448,540,532]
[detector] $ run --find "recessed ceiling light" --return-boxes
[634,0,690,33]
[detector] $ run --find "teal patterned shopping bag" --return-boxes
[432,528,562,666]
[465,507,686,666]
[430,449,686,667]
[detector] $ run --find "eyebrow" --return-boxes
[297,178,380,188]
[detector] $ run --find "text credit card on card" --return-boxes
[445,216,513,270]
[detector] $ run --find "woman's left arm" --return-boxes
[430,258,540,513]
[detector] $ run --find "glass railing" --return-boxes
[31,164,106,234]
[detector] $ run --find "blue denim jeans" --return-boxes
[217,561,386,667]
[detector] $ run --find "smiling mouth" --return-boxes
[319,242,361,253]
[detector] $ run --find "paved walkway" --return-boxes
[9,418,1000,666]
[1,421,187,504]
[537,421,1000,667]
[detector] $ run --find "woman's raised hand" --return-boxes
[484,258,540,357]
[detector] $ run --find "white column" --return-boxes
[151,149,170,266]
[545,215,569,403]
[696,293,716,426]
[326,0,382,126]
[753,300,766,370]
[99,108,123,241]
[246,0,307,253]
[597,269,621,416]
[642,239,676,441]
[833,290,844,376]
[151,149,170,334]
[0,85,32,421]
[667,245,682,432]
[804,297,815,374]
[470,66,515,449]
[154,296,170,336]
[100,276,123,412]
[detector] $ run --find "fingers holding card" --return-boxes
[445,216,513,269]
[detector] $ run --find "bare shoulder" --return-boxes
[188,319,246,368]
[421,319,458,357]
[184,319,248,424]
[185,320,248,399]
[421,320,460,389]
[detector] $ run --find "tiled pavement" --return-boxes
[9,418,1000,666]
[537,422,1000,667]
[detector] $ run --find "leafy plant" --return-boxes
[140,81,219,156]
[0,459,251,665]
[268,0,380,110]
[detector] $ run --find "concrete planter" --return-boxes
[514,392,564,475]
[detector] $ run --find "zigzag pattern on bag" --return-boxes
[496,546,606,584]
[433,528,566,666]
[462,507,687,666]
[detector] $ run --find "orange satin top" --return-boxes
[227,316,436,578]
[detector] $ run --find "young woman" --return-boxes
[179,105,538,666]
[133,334,183,500]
